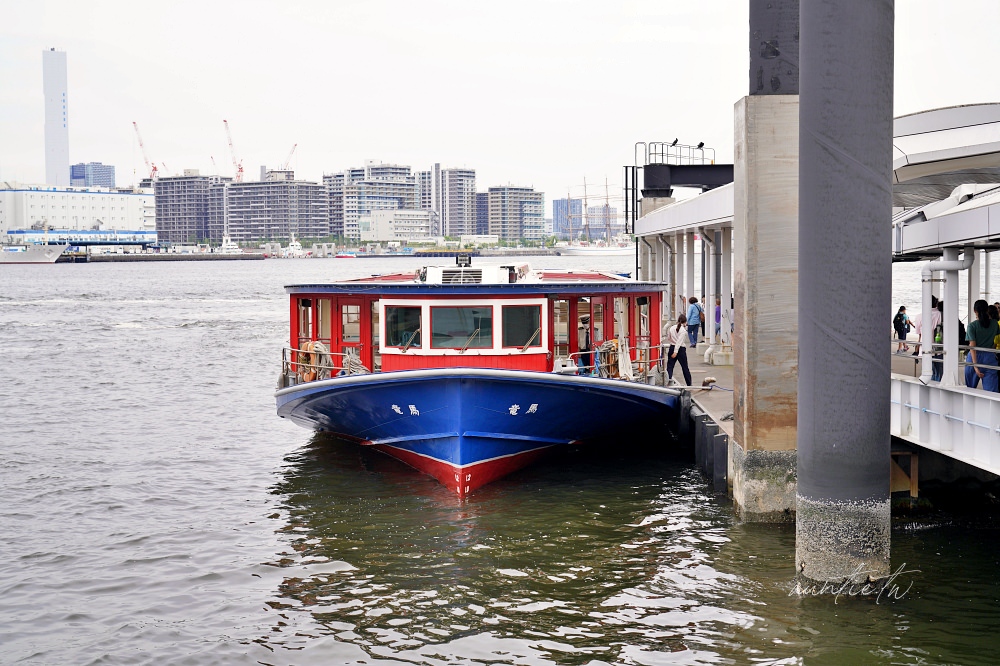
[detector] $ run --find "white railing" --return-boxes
[891,374,1000,476]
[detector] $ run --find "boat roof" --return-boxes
[285,263,660,296]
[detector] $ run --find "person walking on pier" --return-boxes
[893,306,911,353]
[965,299,999,391]
[686,296,703,348]
[664,314,692,386]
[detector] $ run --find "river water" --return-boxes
[2,257,998,665]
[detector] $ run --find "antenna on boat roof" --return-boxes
[456,253,472,267]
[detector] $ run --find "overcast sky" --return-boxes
[2,0,999,216]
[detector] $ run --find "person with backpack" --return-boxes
[893,306,911,353]
[686,296,704,348]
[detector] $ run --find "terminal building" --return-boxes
[0,182,155,245]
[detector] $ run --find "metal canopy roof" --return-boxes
[635,104,1000,245]
[893,183,1000,258]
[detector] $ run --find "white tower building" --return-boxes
[43,48,70,187]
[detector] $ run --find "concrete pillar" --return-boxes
[721,229,733,348]
[732,95,800,521]
[730,0,800,521]
[796,0,893,584]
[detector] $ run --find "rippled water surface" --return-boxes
[2,258,998,665]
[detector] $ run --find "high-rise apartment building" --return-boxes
[475,192,489,235]
[552,197,584,238]
[487,186,545,241]
[208,172,329,242]
[440,168,476,237]
[325,162,419,241]
[43,49,69,186]
[154,171,230,243]
[416,163,441,235]
[70,162,116,188]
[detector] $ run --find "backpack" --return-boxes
[697,304,705,324]
[893,312,904,330]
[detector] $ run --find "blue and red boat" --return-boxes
[275,259,682,496]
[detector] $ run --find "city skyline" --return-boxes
[2,1,999,217]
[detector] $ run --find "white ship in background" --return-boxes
[557,234,634,257]
[1,243,68,264]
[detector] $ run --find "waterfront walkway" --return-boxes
[677,342,1000,482]
[671,346,735,438]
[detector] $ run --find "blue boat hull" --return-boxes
[276,368,681,496]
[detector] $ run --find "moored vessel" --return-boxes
[0,243,68,264]
[275,258,682,496]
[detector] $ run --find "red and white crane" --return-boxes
[223,119,244,182]
[132,121,158,181]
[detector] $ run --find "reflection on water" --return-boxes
[267,436,754,664]
[263,435,1000,665]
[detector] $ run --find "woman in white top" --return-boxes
[663,314,693,386]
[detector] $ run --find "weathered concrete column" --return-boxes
[731,0,800,520]
[721,229,733,348]
[797,0,893,583]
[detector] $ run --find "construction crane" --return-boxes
[132,121,158,181]
[282,143,297,170]
[223,119,244,182]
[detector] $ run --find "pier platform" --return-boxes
[85,253,265,263]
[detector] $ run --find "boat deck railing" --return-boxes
[278,345,370,389]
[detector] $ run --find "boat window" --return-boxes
[385,306,421,348]
[297,298,313,347]
[553,299,569,358]
[342,304,361,343]
[614,297,629,340]
[502,305,542,348]
[318,298,333,344]
[635,296,650,352]
[592,301,605,345]
[431,306,493,349]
